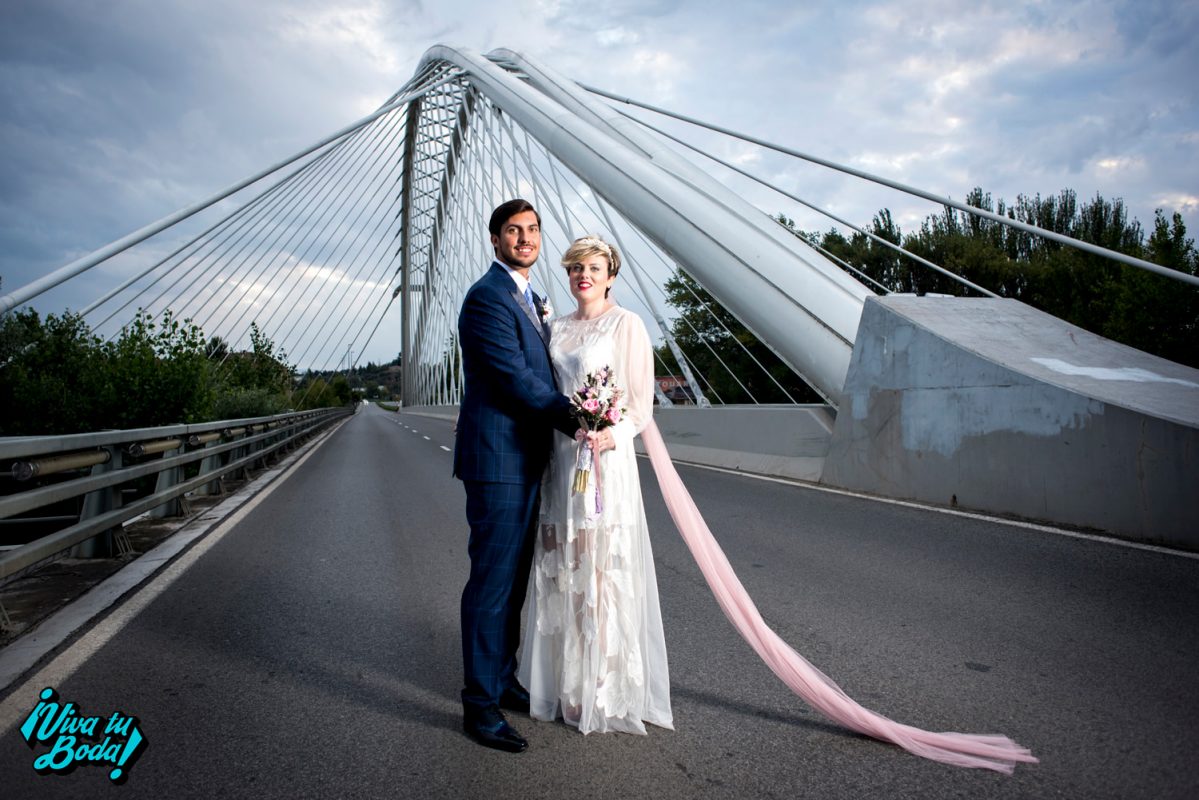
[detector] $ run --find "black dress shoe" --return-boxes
[463,706,528,753]
[499,684,531,714]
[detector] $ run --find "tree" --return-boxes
[1104,210,1198,365]
[218,322,294,394]
[0,309,214,434]
[209,322,295,418]
[293,377,339,410]
[656,268,822,404]
[803,188,1198,368]
[0,310,108,435]
[104,310,213,428]
[330,375,352,405]
[205,335,229,360]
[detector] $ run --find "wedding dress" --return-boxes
[519,305,1035,772]
[518,305,673,734]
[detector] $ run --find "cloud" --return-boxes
[1155,193,1199,214]
[596,27,639,47]
[1095,156,1146,173]
[277,2,405,73]
[2,0,1197,367]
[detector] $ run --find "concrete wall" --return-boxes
[821,296,1199,548]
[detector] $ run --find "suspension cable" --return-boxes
[581,83,1199,289]
[615,107,999,299]
[0,72,460,316]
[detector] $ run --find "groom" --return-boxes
[454,199,575,752]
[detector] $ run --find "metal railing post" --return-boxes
[73,445,123,558]
[228,428,250,481]
[193,434,225,496]
[150,445,188,519]
[251,425,268,471]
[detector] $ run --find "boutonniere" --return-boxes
[539,301,553,324]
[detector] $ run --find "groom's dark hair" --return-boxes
[489,199,541,237]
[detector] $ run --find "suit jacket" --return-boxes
[453,261,575,484]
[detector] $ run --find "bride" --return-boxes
[518,235,672,734]
[520,235,1036,772]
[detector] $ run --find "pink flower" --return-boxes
[582,398,601,414]
[605,407,621,424]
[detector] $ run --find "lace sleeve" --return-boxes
[611,310,655,444]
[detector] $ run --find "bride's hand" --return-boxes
[586,428,616,453]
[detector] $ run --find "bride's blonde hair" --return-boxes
[561,235,621,297]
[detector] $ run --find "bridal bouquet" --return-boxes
[570,366,626,501]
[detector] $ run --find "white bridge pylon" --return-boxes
[399,46,872,407]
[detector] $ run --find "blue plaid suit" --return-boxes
[454,261,574,713]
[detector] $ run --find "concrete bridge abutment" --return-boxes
[821,295,1199,548]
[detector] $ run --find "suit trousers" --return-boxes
[461,479,541,712]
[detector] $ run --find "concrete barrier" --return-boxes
[822,295,1199,548]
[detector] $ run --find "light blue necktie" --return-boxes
[523,284,537,315]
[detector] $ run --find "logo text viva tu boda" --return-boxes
[19,687,147,783]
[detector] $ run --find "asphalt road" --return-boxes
[1,403,1196,798]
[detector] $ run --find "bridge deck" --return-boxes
[1,404,1196,797]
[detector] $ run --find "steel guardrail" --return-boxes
[0,407,352,587]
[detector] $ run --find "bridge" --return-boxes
[3,46,1195,546]
[1,45,1198,797]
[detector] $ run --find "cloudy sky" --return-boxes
[1,0,1196,365]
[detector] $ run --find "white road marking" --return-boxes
[0,421,342,734]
